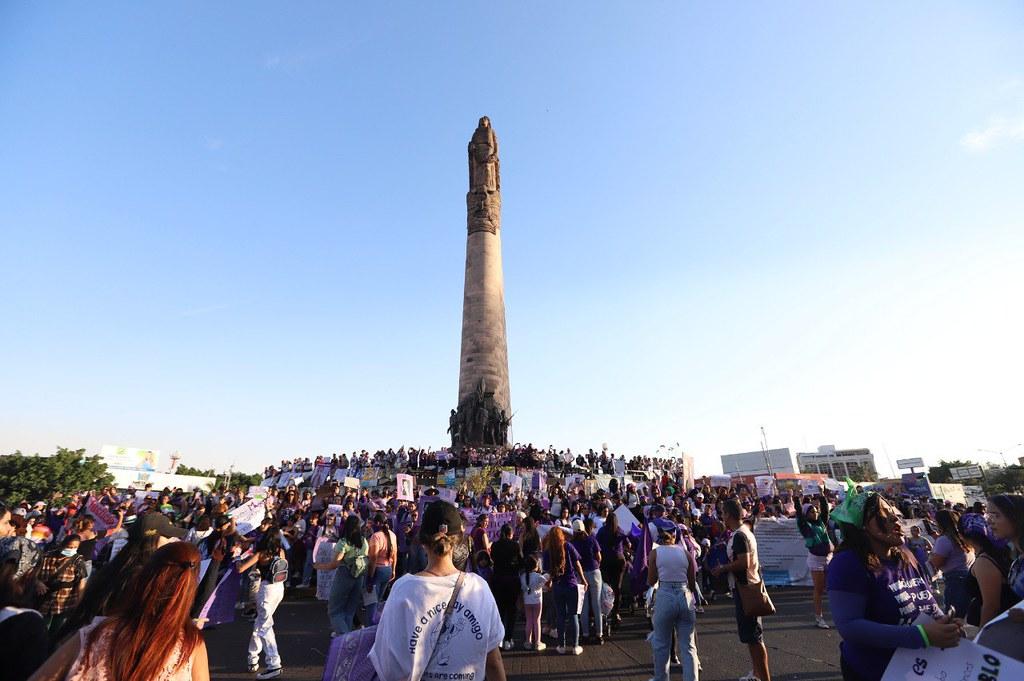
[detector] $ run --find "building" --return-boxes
[796,445,878,481]
[720,448,796,476]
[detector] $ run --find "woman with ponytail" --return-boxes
[369,501,505,681]
[930,509,975,616]
[29,541,209,681]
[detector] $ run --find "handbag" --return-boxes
[323,572,467,681]
[736,565,775,618]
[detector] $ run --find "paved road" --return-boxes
[204,587,843,681]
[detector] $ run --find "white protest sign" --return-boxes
[594,474,614,491]
[710,475,732,489]
[613,459,626,477]
[396,474,414,501]
[613,504,640,534]
[881,636,1024,681]
[247,486,269,501]
[755,475,776,498]
[801,481,822,495]
[438,488,457,503]
[343,477,360,490]
[228,498,266,536]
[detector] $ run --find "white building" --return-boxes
[796,445,878,481]
[720,448,795,476]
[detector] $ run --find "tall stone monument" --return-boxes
[449,117,511,449]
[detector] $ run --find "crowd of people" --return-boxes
[0,449,1021,681]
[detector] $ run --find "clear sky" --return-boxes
[2,2,1022,477]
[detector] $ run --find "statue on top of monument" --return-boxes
[469,116,500,193]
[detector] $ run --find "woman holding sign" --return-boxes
[827,484,962,681]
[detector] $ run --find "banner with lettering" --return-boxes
[881,636,1024,681]
[751,517,811,586]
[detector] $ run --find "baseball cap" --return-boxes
[129,512,188,542]
[572,519,586,533]
[419,501,464,538]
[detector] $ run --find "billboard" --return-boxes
[100,445,160,472]
[950,465,983,481]
[720,448,795,476]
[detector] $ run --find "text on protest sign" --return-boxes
[228,498,266,536]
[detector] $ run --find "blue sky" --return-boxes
[2,3,1022,476]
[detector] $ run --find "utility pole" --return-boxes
[760,426,774,477]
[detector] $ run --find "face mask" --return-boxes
[61,548,77,557]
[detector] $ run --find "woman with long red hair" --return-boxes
[28,541,209,681]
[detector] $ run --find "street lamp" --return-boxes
[978,444,1023,468]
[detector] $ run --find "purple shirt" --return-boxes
[543,542,582,588]
[571,535,601,572]
[596,525,628,559]
[827,550,941,681]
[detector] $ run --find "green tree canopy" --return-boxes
[0,447,114,504]
[927,459,977,484]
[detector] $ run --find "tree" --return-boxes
[0,447,114,504]
[176,463,261,489]
[980,465,1024,495]
[927,459,977,484]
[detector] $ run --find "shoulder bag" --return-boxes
[323,571,467,681]
[736,562,775,618]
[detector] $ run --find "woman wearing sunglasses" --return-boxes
[826,484,962,681]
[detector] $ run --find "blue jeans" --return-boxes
[364,565,392,624]
[580,569,603,638]
[328,568,366,635]
[553,583,580,649]
[942,569,971,617]
[302,548,314,586]
[652,583,699,681]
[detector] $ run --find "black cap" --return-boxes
[419,501,463,538]
[129,512,188,542]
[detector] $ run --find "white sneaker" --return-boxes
[534,642,547,652]
[572,646,583,655]
[815,616,830,629]
[557,645,568,655]
[738,673,762,681]
[501,640,512,651]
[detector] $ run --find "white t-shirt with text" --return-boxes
[369,572,504,681]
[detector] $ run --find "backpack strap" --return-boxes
[419,572,466,681]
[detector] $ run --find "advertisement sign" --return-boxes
[901,473,931,498]
[896,457,925,470]
[950,464,983,481]
[100,444,160,472]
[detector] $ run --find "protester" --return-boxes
[929,509,975,616]
[795,496,833,629]
[59,512,188,640]
[960,512,1016,627]
[364,512,397,624]
[0,504,50,681]
[313,514,368,636]
[368,501,506,681]
[827,485,960,681]
[27,541,209,681]
[490,523,523,650]
[597,511,629,632]
[571,518,604,644]
[647,526,699,681]
[520,555,548,651]
[712,499,770,681]
[237,528,287,679]
[985,494,1024,609]
[543,525,588,655]
[35,534,88,641]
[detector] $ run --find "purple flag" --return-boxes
[199,564,241,626]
